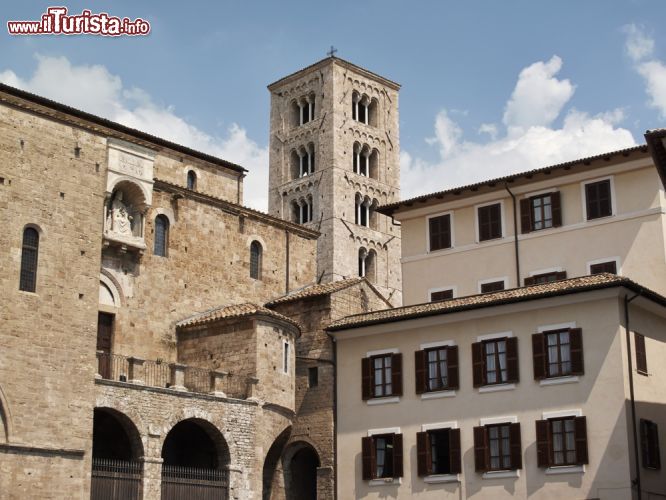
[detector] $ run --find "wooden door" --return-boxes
[97,313,114,379]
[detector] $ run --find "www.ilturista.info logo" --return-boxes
[7,7,151,36]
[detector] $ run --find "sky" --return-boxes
[2,1,665,210]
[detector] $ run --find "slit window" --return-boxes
[154,215,169,257]
[19,227,39,292]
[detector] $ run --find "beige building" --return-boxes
[329,274,666,499]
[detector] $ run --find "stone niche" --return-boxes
[103,139,155,254]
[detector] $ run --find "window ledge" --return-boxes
[424,473,459,484]
[367,396,400,406]
[482,469,520,479]
[545,465,585,475]
[478,383,516,394]
[421,390,456,400]
[368,477,401,486]
[539,375,579,386]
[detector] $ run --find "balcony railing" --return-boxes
[96,351,257,400]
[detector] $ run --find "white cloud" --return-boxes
[624,24,654,62]
[0,55,270,210]
[624,25,666,119]
[401,56,637,200]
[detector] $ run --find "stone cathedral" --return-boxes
[0,56,401,499]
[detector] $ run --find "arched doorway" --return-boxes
[262,427,291,500]
[91,408,143,500]
[284,442,320,500]
[161,419,229,499]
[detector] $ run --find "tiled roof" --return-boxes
[378,145,650,216]
[646,128,666,189]
[327,274,666,331]
[176,303,301,331]
[266,277,366,306]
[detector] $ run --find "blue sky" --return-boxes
[2,1,665,209]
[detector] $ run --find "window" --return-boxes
[477,203,502,241]
[358,248,376,282]
[415,346,459,393]
[154,215,169,257]
[430,289,453,302]
[474,423,522,472]
[283,341,289,374]
[590,260,617,275]
[361,433,403,480]
[361,353,402,399]
[355,195,375,228]
[472,337,519,387]
[532,328,584,379]
[308,366,318,388]
[635,332,648,375]
[19,227,39,292]
[186,170,197,190]
[417,428,462,476]
[480,280,505,293]
[640,419,661,470]
[428,214,452,251]
[536,416,588,468]
[250,241,262,280]
[292,198,313,224]
[524,271,567,286]
[292,94,315,127]
[520,192,562,233]
[585,179,613,220]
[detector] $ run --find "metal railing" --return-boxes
[161,465,228,500]
[91,457,142,500]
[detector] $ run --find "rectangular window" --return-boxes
[415,346,459,394]
[283,342,289,374]
[472,337,519,387]
[478,203,502,241]
[488,424,512,470]
[532,328,583,379]
[361,353,402,399]
[536,416,588,468]
[417,428,462,476]
[551,418,577,465]
[480,280,505,293]
[373,355,392,397]
[474,422,522,472]
[484,339,507,385]
[308,366,318,388]
[640,419,661,470]
[430,289,453,302]
[590,260,617,275]
[428,214,452,251]
[362,433,403,480]
[521,192,562,233]
[585,179,613,220]
[524,271,567,286]
[635,332,648,375]
[427,348,447,391]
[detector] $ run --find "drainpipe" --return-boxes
[328,331,338,500]
[285,230,290,294]
[504,184,521,287]
[624,291,642,500]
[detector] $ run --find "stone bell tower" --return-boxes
[267,56,402,305]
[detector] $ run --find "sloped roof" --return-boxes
[327,274,666,331]
[265,277,392,308]
[646,128,666,189]
[176,303,301,331]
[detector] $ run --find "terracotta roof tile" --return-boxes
[265,278,366,306]
[177,303,301,331]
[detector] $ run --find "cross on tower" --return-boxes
[327,45,338,57]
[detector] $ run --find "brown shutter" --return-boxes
[391,353,403,396]
[447,346,459,390]
[574,416,589,465]
[535,419,551,468]
[473,426,488,472]
[362,436,374,480]
[640,419,649,468]
[509,423,522,470]
[449,428,462,474]
[555,271,567,281]
[416,431,431,476]
[569,328,584,375]
[472,342,485,387]
[415,350,426,394]
[532,333,546,379]
[652,423,661,469]
[506,337,519,383]
[551,191,562,227]
[361,357,372,400]
[524,276,536,286]
[520,198,532,234]
[392,433,403,477]
[635,333,647,374]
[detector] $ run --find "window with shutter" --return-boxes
[363,353,400,399]
[19,227,39,292]
[585,179,613,220]
[362,433,401,480]
[474,422,521,472]
[640,419,661,470]
[430,289,453,302]
[635,332,648,375]
[590,260,617,275]
[416,428,461,476]
[533,328,583,380]
[428,214,452,251]
[480,280,505,293]
[537,416,589,468]
[477,203,502,241]
[420,346,458,392]
[525,271,567,286]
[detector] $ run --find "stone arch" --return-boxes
[263,426,292,500]
[99,273,121,308]
[108,177,150,209]
[161,418,231,470]
[100,268,125,305]
[152,206,176,227]
[93,407,145,460]
[282,440,321,500]
[0,385,12,443]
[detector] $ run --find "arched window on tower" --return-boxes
[352,92,376,126]
[291,145,315,179]
[187,170,197,190]
[19,226,39,292]
[250,241,262,280]
[355,195,370,227]
[154,215,169,257]
[292,93,316,127]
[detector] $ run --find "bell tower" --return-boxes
[267,56,402,305]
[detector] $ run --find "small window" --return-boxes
[472,337,519,387]
[640,419,661,470]
[361,353,402,400]
[362,433,403,480]
[474,422,522,472]
[520,192,562,233]
[585,179,613,220]
[590,261,617,275]
[477,203,502,242]
[430,289,453,302]
[635,332,648,375]
[524,271,567,286]
[532,328,584,379]
[417,428,462,476]
[428,214,452,251]
[415,346,459,393]
[480,280,505,293]
[186,170,197,190]
[19,227,39,292]
[283,341,289,374]
[250,241,262,280]
[308,366,318,388]
[154,215,169,257]
[536,416,588,468]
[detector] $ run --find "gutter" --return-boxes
[504,183,521,286]
[624,291,642,500]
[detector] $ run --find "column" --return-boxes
[298,150,305,177]
[169,363,187,391]
[210,370,228,397]
[298,102,304,125]
[307,150,312,175]
[127,357,145,385]
[141,457,163,500]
